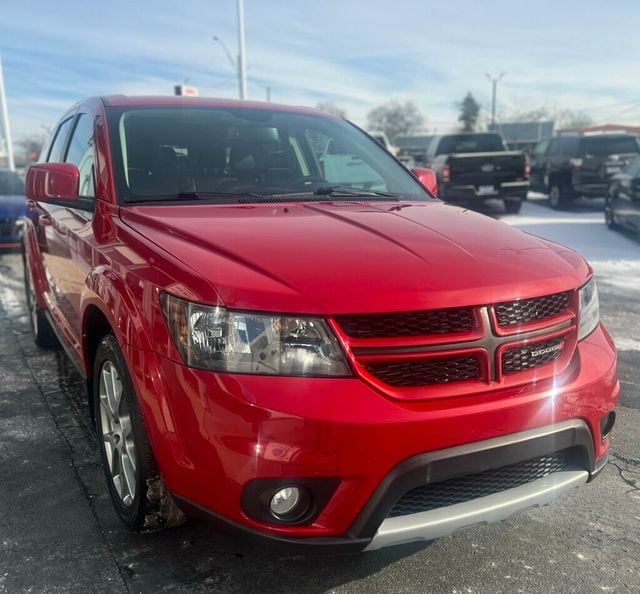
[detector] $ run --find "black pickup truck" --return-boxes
[426,133,529,213]
[530,134,640,209]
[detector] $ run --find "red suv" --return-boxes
[23,96,618,552]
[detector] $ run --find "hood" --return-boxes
[121,200,590,314]
[0,194,26,219]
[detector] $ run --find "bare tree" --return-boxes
[316,102,347,118]
[503,108,551,123]
[555,109,593,130]
[502,107,593,130]
[366,101,424,142]
[16,135,47,164]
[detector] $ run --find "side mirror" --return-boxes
[26,163,80,203]
[412,167,438,197]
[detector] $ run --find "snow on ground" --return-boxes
[501,195,640,274]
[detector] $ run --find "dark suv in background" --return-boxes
[530,134,640,209]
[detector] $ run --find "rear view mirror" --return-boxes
[26,163,80,203]
[412,168,438,197]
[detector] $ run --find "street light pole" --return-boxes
[485,72,505,127]
[0,54,15,171]
[237,0,248,100]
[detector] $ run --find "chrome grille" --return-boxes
[365,356,480,388]
[502,338,564,374]
[495,292,570,326]
[335,308,473,339]
[389,449,576,518]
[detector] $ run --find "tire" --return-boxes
[503,200,522,214]
[22,247,58,349]
[93,334,185,531]
[548,183,570,210]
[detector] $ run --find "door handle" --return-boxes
[39,214,53,226]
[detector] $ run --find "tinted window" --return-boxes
[533,140,549,157]
[435,134,504,155]
[65,114,95,198]
[0,170,24,195]
[109,107,430,201]
[559,137,579,155]
[623,156,640,177]
[47,118,74,163]
[581,136,640,157]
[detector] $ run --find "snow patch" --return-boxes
[614,337,640,352]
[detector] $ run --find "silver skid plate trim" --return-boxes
[364,469,588,551]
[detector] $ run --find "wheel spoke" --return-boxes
[121,452,137,504]
[110,368,122,414]
[102,366,118,415]
[112,447,123,499]
[102,432,115,470]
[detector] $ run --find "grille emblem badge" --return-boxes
[530,344,563,358]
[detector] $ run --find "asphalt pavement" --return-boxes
[0,197,639,593]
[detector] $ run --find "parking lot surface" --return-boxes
[1,197,639,593]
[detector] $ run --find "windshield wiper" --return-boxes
[124,190,268,204]
[313,185,399,198]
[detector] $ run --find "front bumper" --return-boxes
[125,323,618,551]
[439,180,529,202]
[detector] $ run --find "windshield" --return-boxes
[106,107,430,202]
[0,170,24,195]
[580,136,640,157]
[436,134,505,155]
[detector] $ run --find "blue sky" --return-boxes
[2,0,640,142]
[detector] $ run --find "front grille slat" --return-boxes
[335,307,474,339]
[502,338,564,373]
[389,449,576,518]
[339,291,574,389]
[365,356,480,388]
[495,292,570,326]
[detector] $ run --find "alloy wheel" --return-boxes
[99,361,137,506]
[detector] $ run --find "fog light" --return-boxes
[269,486,309,520]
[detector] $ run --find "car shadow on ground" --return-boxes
[466,196,606,218]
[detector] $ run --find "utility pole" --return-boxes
[212,0,249,100]
[237,0,248,100]
[0,54,15,171]
[485,72,505,127]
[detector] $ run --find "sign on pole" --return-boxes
[174,85,199,97]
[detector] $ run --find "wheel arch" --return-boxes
[81,267,156,419]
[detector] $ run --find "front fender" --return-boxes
[81,265,155,374]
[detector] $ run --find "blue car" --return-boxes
[0,168,26,248]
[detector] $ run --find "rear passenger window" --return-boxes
[47,118,74,163]
[533,140,549,157]
[65,114,95,198]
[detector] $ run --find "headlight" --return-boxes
[161,293,351,377]
[578,278,599,341]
